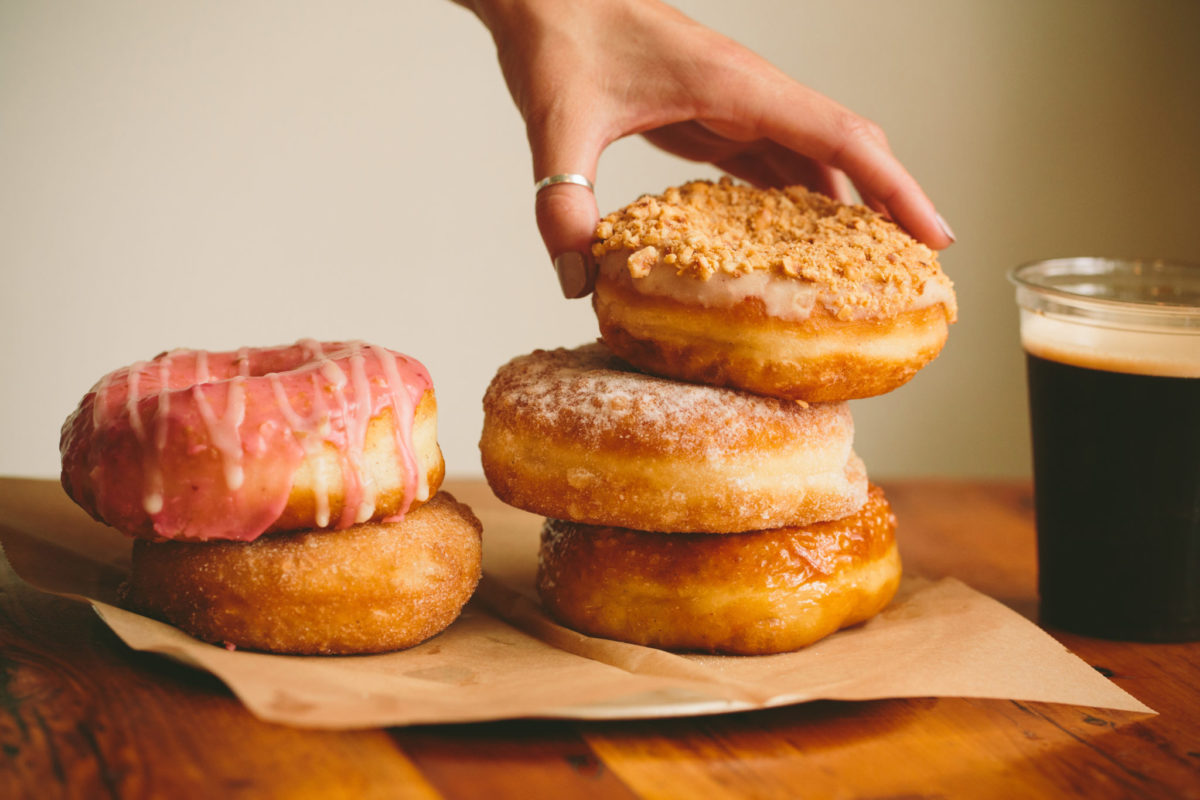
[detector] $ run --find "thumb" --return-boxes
[530,123,603,298]
[535,183,600,298]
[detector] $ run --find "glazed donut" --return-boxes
[537,485,900,655]
[591,179,957,402]
[121,492,482,655]
[60,340,444,542]
[480,343,868,533]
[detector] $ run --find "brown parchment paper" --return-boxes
[0,478,1152,729]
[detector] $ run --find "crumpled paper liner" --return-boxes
[0,478,1152,729]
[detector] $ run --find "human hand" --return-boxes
[461,0,955,297]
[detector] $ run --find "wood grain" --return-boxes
[0,554,437,800]
[2,478,1198,800]
[393,720,639,800]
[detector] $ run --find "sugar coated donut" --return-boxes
[61,340,444,542]
[122,491,482,655]
[592,179,957,402]
[480,343,867,533]
[537,485,900,655]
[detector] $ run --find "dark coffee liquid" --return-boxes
[1026,353,1200,640]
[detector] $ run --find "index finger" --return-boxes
[754,80,954,248]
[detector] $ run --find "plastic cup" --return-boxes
[1011,257,1200,641]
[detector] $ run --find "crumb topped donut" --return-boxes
[480,343,867,533]
[123,491,482,655]
[537,485,901,655]
[60,340,444,542]
[591,179,957,402]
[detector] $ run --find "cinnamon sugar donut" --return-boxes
[537,485,900,655]
[122,492,482,655]
[592,179,957,402]
[480,343,867,533]
[60,340,444,542]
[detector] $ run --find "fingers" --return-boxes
[830,171,857,206]
[642,121,749,165]
[644,121,852,204]
[759,146,848,202]
[535,183,601,298]
[529,115,604,298]
[755,83,955,248]
[713,148,835,201]
[626,21,954,247]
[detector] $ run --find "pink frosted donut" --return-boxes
[60,340,445,542]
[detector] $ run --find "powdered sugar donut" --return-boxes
[60,340,444,542]
[480,343,867,534]
[592,179,957,402]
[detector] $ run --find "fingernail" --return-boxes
[936,213,957,243]
[554,251,591,298]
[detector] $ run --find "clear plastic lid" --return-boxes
[1010,258,1200,377]
[1010,257,1200,333]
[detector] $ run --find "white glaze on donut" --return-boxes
[600,249,955,323]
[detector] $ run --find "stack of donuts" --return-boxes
[60,340,482,655]
[481,179,956,655]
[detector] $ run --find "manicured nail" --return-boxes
[554,251,591,298]
[936,213,957,243]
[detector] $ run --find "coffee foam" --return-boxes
[1020,311,1200,378]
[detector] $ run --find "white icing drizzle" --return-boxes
[123,361,164,515]
[91,372,112,429]
[154,353,172,451]
[309,345,369,527]
[297,338,322,361]
[307,372,332,525]
[192,375,248,491]
[89,339,431,537]
[142,353,173,515]
[269,371,333,527]
[124,362,147,444]
[196,349,210,384]
[372,344,426,508]
[321,360,348,389]
[300,339,380,527]
[345,347,377,523]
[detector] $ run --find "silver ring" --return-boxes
[534,173,594,193]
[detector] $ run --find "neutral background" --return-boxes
[3,0,1198,480]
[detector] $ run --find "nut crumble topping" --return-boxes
[592,178,956,321]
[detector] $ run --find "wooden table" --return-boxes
[1,477,1197,799]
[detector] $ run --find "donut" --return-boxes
[537,485,900,655]
[60,340,444,542]
[480,343,868,533]
[591,179,957,402]
[121,491,483,655]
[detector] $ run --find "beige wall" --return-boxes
[2,0,1197,480]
